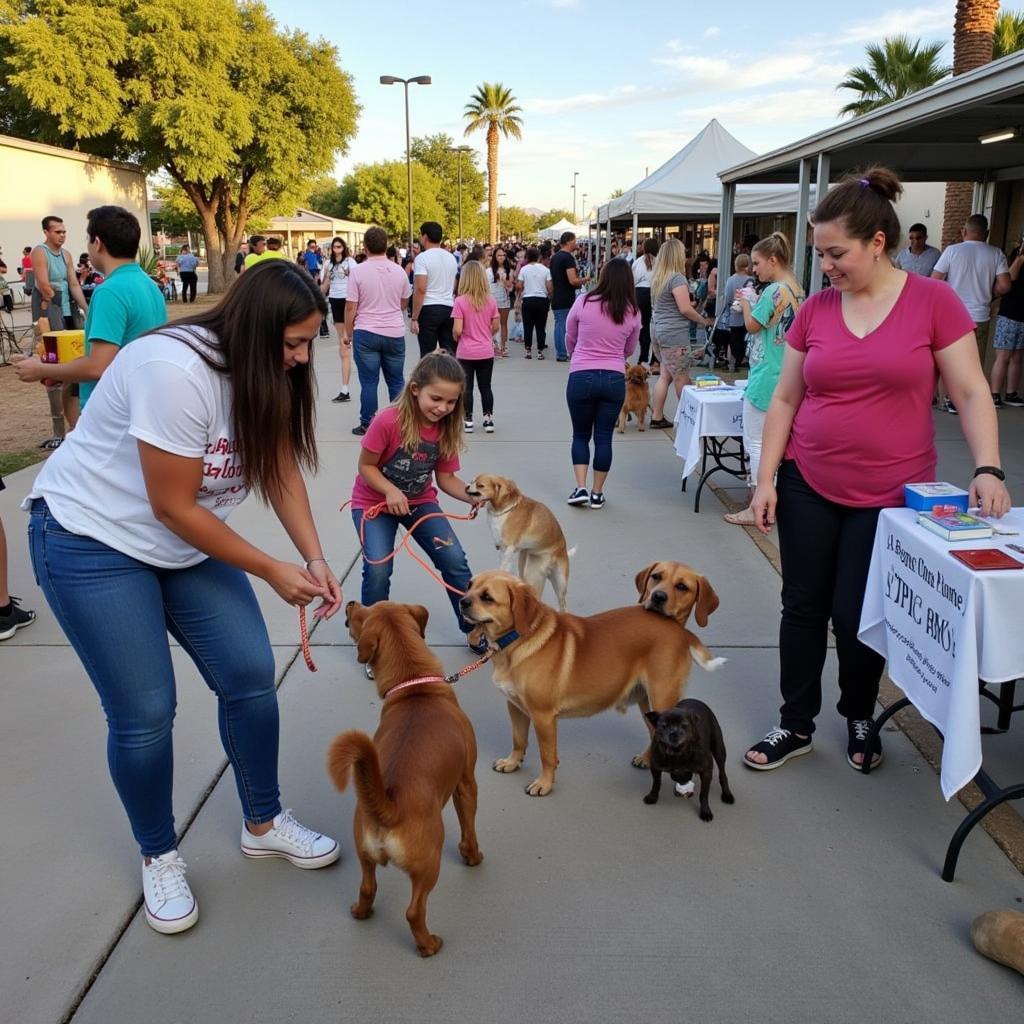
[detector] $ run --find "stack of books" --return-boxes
[916,509,993,541]
[694,374,729,390]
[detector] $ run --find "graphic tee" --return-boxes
[26,328,248,567]
[350,406,460,511]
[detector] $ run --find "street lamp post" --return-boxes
[581,193,588,222]
[498,192,507,240]
[448,144,472,242]
[379,74,432,255]
[571,171,579,223]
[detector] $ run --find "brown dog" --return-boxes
[327,602,483,957]
[635,561,720,628]
[466,474,574,610]
[460,570,725,797]
[618,363,652,433]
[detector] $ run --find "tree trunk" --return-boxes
[941,0,999,247]
[487,122,499,244]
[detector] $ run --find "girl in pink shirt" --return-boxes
[744,167,1011,774]
[452,261,499,433]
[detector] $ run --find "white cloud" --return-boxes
[831,3,952,45]
[653,52,841,91]
[704,26,720,38]
[523,83,652,115]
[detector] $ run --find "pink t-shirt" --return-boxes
[785,274,975,507]
[452,294,498,360]
[347,256,412,336]
[350,406,460,511]
[565,293,640,372]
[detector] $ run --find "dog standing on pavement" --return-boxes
[618,363,652,433]
[644,699,735,822]
[328,601,483,957]
[466,474,575,610]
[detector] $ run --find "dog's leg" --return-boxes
[525,713,559,796]
[631,693,654,769]
[643,766,662,804]
[453,773,484,866]
[638,403,648,431]
[617,408,626,433]
[712,723,735,806]
[521,554,549,600]
[696,765,715,822]
[498,545,517,573]
[550,556,570,612]
[493,701,530,773]
[351,841,378,920]
[406,844,444,957]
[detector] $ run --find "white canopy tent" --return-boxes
[538,216,577,240]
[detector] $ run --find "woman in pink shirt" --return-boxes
[564,259,640,509]
[452,261,499,433]
[745,167,1012,773]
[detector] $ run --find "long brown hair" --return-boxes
[155,260,326,501]
[395,353,466,460]
[584,258,637,325]
[642,236,659,270]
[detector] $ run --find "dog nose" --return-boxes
[459,596,472,609]
[651,590,667,604]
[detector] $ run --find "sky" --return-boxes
[266,0,970,217]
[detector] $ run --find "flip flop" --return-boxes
[724,508,757,526]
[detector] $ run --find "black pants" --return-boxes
[521,296,549,351]
[728,325,748,366]
[458,357,494,418]
[417,304,455,358]
[776,459,885,736]
[179,271,198,303]
[636,287,652,364]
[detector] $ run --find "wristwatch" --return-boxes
[973,465,1005,481]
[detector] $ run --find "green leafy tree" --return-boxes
[837,36,950,117]
[306,179,347,219]
[338,160,447,241]
[409,133,486,239]
[0,0,359,292]
[993,10,1024,57]
[535,208,576,230]
[499,206,536,241]
[608,188,625,200]
[464,82,523,243]
[150,180,203,239]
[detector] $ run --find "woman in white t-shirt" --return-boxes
[25,260,344,936]
[515,246,553,359]
[321,236,357,403]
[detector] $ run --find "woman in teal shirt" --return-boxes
[724,232,803,525]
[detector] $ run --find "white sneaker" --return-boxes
[240,809,340,869]
[142,850,198,934]
[463,419,474,433]
[483,415,494,433]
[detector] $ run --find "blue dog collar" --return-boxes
[495,629,520,650]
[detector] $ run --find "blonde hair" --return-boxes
[751,231,792,268]
[395,353,466,460]
[457,259,490,311]
[650,237,689,300]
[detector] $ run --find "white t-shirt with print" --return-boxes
[26,328,248,568]
[325,257,356,299]
[933,240,1009,322]
[413,246,457,306]
[518,263,552,299]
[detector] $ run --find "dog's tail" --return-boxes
[691,638,727,673]
[326,731,400,828]
[567,545,578,558]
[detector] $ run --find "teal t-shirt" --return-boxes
[80,263,167,407]
[744,282,801,412]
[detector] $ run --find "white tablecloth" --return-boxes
[672,384,745,479]
[858,507,1024,800]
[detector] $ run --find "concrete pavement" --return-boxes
[1,329,1022,1023]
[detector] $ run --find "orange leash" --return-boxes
[298,605,317,672]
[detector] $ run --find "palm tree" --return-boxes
[837,36,950,117]
[993,10,1024,58]
[463,83,523,243]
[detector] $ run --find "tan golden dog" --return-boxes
[460,570,724,796]
[634,561,720,627]
[618,363,652,433]
[327,602,483,957]
[466,474,574,610]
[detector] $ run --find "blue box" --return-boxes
[904,482,969,513]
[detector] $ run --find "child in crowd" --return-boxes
[453,261,499,433]
[349,353,486,664]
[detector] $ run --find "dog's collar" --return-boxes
[492,629,521,650]
[488,499,521,517]
[382,675,450,700]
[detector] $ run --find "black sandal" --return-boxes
[744,727,813,771]
[649,418,673,429]
[847,719,882,770]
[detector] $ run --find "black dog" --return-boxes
[644,699,734,822]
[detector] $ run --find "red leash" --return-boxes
[382,649,494,699]
[298,605,316,672]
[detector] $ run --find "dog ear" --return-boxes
[493,477,505,504]
[645,710,661,727]
[510,580,541,636]
[694,575,720,628]
[634,563,658,603]
[408,604,430,638]
[355,622,380,666]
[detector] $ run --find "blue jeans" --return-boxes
[352,500,472,631]
[552,306,570,360]
[566,369,626,473]
[28,500,280,857]
[353,330,405,427]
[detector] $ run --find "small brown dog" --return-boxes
[617,363,652,433]
[466,474,574,610]
[460,569,725,797]
[635,561,720,628]
[327,601,483,957]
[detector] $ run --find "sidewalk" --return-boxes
[1,331,1022,1024]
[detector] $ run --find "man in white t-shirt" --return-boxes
[410,220,457,359]
[932,214,1011,412]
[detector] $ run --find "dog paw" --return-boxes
[643,794,658,805]
[630,754,650,769]
[350,902,374,920]
[721,792,736,805]
[417,935,444,957]
[525,777,553,796]
[492,756,522,774]
[699,807,714,822]
[460,844,484,866]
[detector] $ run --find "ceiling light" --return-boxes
[979,128,1018,145]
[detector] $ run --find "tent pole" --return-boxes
[809,152,830,295]
[631,212,638,258]
[718,184,735,277]
[793,157,812,286]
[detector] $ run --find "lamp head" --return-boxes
[410,75,432,86]
[379,75,399,85]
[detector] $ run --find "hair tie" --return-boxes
[859,177,871,188]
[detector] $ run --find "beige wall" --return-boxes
[0,135,152,267]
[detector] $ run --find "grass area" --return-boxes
[0,449,44,477]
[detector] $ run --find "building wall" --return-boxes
[0,136,152,267]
